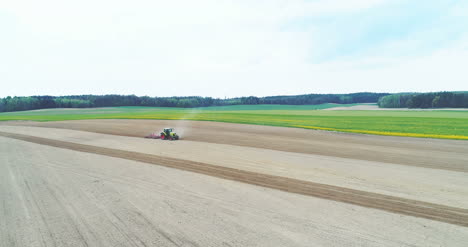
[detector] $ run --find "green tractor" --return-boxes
[160,128,179,140]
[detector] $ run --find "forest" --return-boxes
[0,93,388,112]
[377,92,468,108]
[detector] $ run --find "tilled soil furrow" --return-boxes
[2,130,468,228]
[5,120,468,173]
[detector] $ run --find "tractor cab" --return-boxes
[163,128,173,135]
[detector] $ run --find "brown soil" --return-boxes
[2,130,468,228]
[4,119,468,172]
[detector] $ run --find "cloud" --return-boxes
[0,0,466,97]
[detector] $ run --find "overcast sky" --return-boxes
[1,0,467,98]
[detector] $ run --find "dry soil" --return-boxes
[1,120,468,246]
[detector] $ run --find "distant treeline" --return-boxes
[0,92,388,112]
[378,92,468,108]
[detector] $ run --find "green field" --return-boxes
[1,104,467,140]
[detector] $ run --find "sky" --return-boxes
[1,0,467,98]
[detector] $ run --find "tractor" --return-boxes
[145,128,180,140]
[160,128,179,140]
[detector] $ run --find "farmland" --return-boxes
[1,104,468,246]
[1,104,468,139]
[4,0,468,245]
[1,118,468,246]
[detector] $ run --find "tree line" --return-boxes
[0,93,390,112]
[378,92,468,108]
[260,92,389,105]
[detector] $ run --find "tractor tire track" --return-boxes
[1,131,468,228]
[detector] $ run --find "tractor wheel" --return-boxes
[169,136,173,141]
[160,134,165,140]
